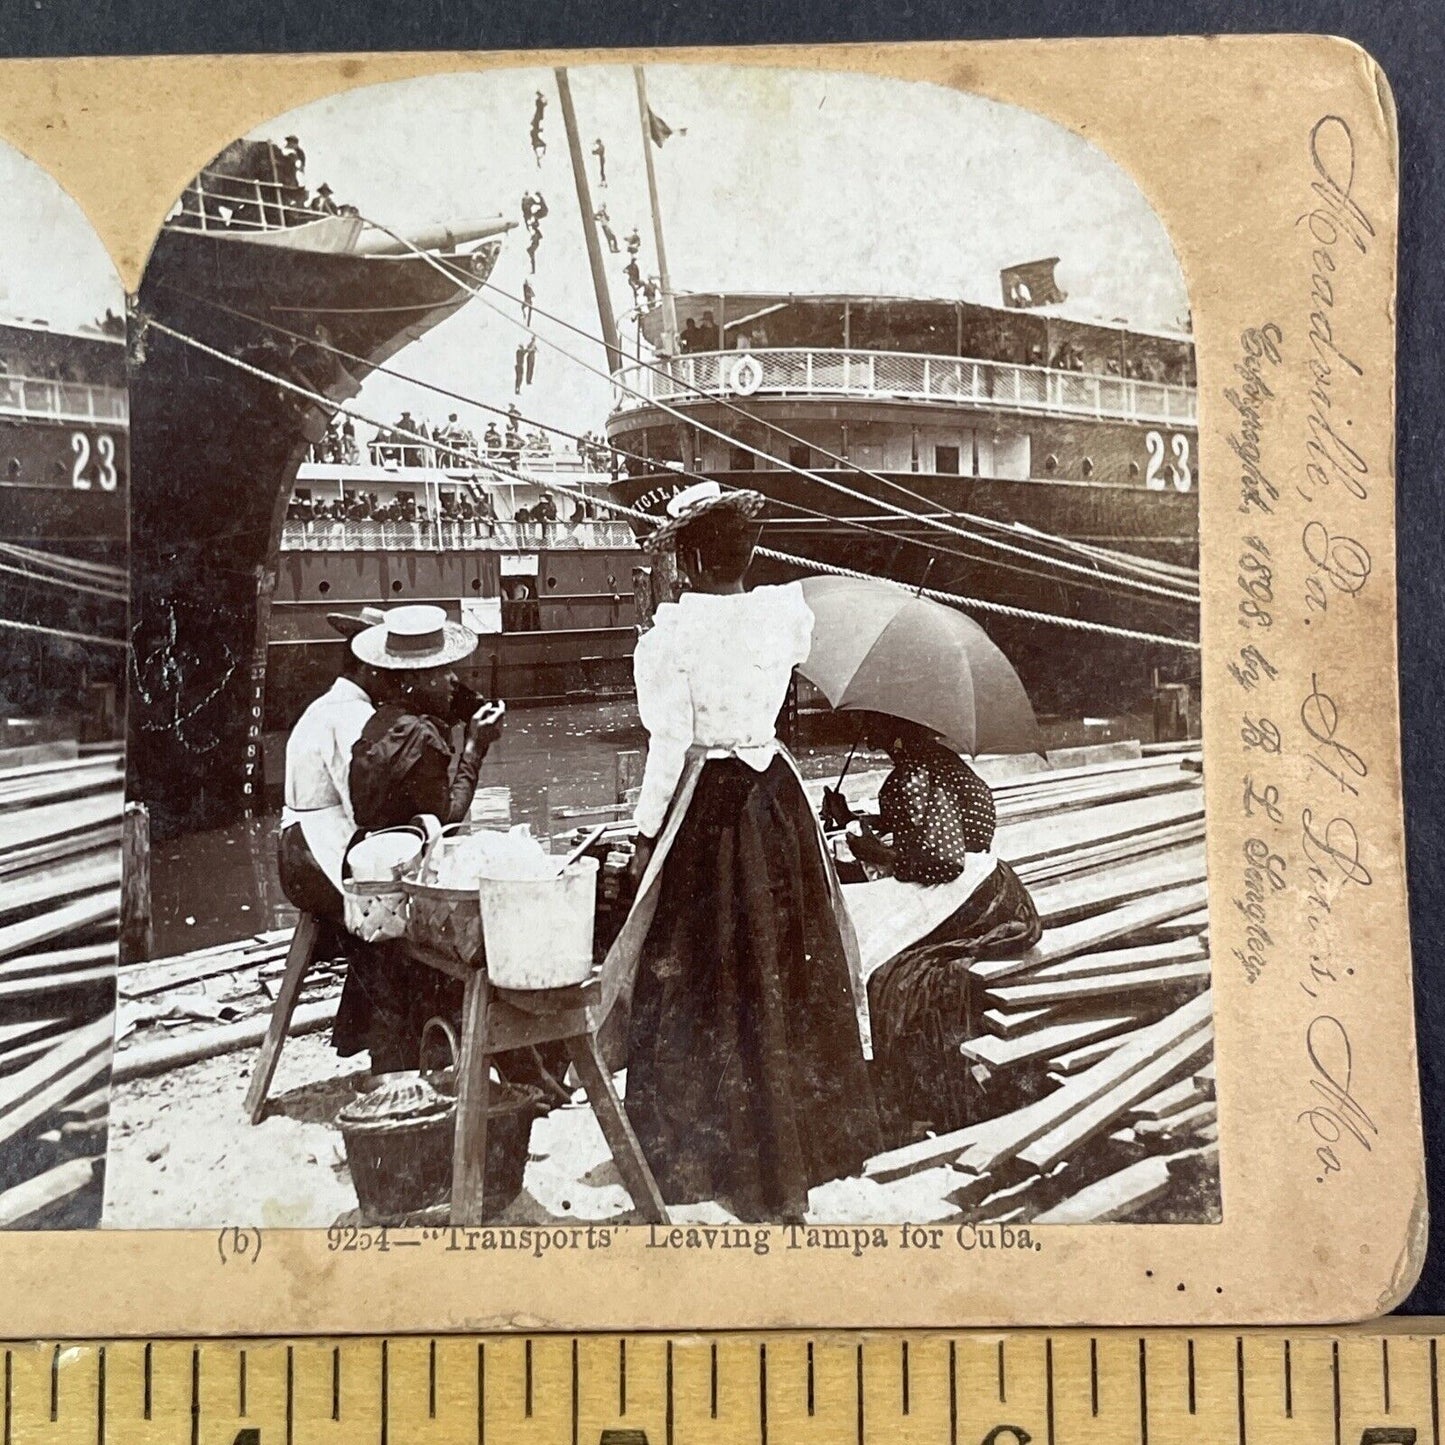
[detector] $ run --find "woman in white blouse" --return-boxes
[609,482,882,1222]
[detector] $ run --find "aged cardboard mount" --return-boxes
[0,37,1420,1335]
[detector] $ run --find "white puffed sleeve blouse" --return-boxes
[631,582,815,838]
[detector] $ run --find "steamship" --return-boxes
[268,436,641,727]
[0,316,129,746]
[607,263,1200,718]
[128,138,514,837]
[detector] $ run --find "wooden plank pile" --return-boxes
[112,928,347,1084]
[860,744,1218,1226]
[0,744,124,1228]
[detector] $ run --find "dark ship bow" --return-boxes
[128,213,510,838]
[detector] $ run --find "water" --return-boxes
[150,697,1154,958]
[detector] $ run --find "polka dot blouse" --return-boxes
[877,740,997,885]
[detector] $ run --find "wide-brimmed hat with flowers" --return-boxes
[350,604,478,672]
[642,479,765,554]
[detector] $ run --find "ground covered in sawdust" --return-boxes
[102,1034,755,1229]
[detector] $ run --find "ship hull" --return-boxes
[613,467,1200,718]
[264,542,641,726]
[1,325,129,739]
[128,227,502,838]
[0,419,128,543]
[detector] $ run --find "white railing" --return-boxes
[0,374,129,427]
[279,520,638,553]
[611,348,1197,427]
[330,441,614,475]
[171,166,320,234]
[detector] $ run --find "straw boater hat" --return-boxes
[642,480,764,554]
[325,606,384,640]
[350,604,478,671]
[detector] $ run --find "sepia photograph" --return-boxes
[0,141,129,1228]
[106,61,1214,1232]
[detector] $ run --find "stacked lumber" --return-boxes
[0,746,124,1228]
[112,928,347,1083]
[861,744,1218,1226]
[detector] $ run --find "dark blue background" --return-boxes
[4,0,1441,1312]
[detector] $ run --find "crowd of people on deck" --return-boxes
[285,490,488,527]
[171,133,356,230]
[304,410,619,476]
[664,309,1189,386]
[277,478,1041,1226]
[307,416,362,465]
[676,311,773,353]
[283,486,600,539]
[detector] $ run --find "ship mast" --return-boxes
[555,67,624,374]
[633,65,680,358]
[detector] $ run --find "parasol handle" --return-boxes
[833,557,934,801]
[833,719,864,794]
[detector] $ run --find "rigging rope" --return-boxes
[478,256,1203,587]
[353,215,1201,608]
[0,615,127,648]
[158,282,1190,608]
[138,315,1200,652]
[0,558,127,602]
[154,280,1046,580]
[0,543,128,584]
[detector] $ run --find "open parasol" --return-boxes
[796,574,1042,757]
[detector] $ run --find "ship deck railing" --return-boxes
[362,442,608,474]
[168,166,323,234]
[302,443,616,477]
[610,347,1197,428]
[0,374,129,427]
[278,519,639,553]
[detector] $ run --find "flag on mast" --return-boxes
[646,107,684,146]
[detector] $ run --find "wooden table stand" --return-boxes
[414,945,669,1228]
[242,911,321,1125]
[244,916,670,1227]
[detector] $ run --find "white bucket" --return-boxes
[478,855,600,990]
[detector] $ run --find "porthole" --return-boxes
[1044,453,1058,473]
[1081,457,1094,478]
[391,580,403,593]
[1129,460,1141,479]
[317,579,331,595]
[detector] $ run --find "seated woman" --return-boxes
[276,606,383,937]
[332,605,504,1072]
[823,712,1042,1149]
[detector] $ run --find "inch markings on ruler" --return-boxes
[0,1331,1439,1445]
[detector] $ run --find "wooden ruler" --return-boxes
[1,1328,1441,1445]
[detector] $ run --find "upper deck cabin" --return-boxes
[284,429,633,554]
[0,319,129,432]
[644,292,1193,382]
[611,289,1196,439]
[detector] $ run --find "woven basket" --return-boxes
[342,823,429,943]
[337,1020,546,1224]
[403,825,483,968]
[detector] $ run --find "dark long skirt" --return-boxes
[866,859,1042,1149]
[276,824,448,1071]
[625,756,883,1222]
